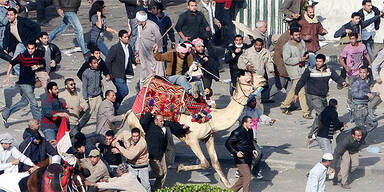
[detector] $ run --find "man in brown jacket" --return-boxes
[153,43,194,93]
[298,6,327,66]
[113,128,150,192]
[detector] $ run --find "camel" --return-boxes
[122,75,266,188]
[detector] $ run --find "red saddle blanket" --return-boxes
[132,76,208,122]
[132,76,186,122]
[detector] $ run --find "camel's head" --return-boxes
[234,75,266,105]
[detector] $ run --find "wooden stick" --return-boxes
[156,24,175,45]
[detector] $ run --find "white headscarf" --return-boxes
[0,133,15,144]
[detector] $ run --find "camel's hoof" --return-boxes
[176,164,184,173]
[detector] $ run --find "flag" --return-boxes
[56,117,76,166]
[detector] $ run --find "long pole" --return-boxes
[156,24,175,45]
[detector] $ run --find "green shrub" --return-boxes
[156,183,232,192]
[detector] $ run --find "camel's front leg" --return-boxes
[176,139,210,173]
[205,134,232,188]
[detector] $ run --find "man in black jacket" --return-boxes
[316,99,344,154]
[293,54,347,142]
[118,0,143,52]
[3,8,41,76]
[37,32,61,73]
[77,47,109,81]
[331,127,365,189]
[139,112,189,191]
[358,0,383,60]
[18,130,58,171]
[105,30,135,111]
[224,34,252,95]
[225,116,256,192]
[175,0,210,42]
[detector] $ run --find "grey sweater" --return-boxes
[82,68,102,100]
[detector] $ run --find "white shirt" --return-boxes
[362,10,376,40]
[161,127,166,135]
[305,162,328,192]
[0,145,34,173]
[121,42,130,70]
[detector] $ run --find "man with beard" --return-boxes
[298,6,327,67]
[59,78,89,136]
[280,27,311,119]
[192,38,219,89]
[175,0,210,42]
[224,34,252,95]
[135,11,164,88]
[41,81,70,146]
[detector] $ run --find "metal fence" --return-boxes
[235,0,288,35]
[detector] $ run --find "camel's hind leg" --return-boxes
[205,134,232,188]
[176,139,210,173]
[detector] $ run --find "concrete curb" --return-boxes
[174,155,384,175]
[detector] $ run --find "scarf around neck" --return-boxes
[304,13,318,24]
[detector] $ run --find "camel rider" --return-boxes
[153,42,194,95]
[18,131,58,172]
[0,133,39,174]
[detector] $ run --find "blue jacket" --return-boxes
[351,77,375,102]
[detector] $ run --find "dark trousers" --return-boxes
[251,142,263,176]
[215,3,235,45]
[25,0,53,22]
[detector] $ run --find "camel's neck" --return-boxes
[209,98,245,132]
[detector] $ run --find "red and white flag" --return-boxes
[56,117,76,165]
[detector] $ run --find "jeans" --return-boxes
[112,78,128,111]
[251,142,263,177]
[363,36,375,61]
[306,94,327,138]
[11,43,26,76]
[129,166,151,192]
[167,75,192,92]
[128,18,138,52]
[49,12,88,54]
[41,127,57,141]
[307,52,316,67]
[191,77,204,96]
[351,102,377,133]
[91,37,108,56]
[2,84,41,121]
[316,136,332,154]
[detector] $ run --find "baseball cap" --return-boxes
[322,153,333,161]
[88,149,100,157]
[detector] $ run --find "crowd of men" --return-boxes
[0,0,383,191]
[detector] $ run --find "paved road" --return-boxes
[0,0,384,191]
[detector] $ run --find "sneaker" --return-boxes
[1,113,8,128]
[256,172,263,180]
[235,170,240,178]
[280,107,291,115]
[303,114,313,119]
[341,184,351,189]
